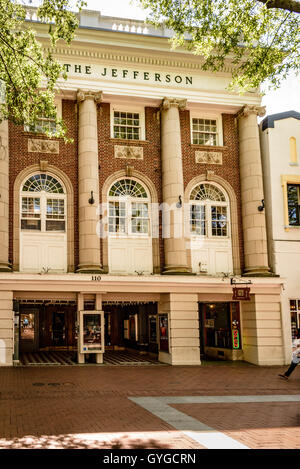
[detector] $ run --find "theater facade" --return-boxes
[0,8,285,366]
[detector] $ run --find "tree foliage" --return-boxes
[0,0,85,140]
[138,0,300,92]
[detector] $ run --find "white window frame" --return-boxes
[20,173,66,233]
[24,97,62,135]
[110,104,146,141]
[189,182,230,239]
[190,111,223,147]
[107,178,151,238]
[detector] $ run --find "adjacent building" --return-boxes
[260,111,300,364]
[0,8,284,367]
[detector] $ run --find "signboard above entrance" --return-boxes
[63,63,193,86]
[232,287,251,301]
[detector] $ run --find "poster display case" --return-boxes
[79,310,104,354]
[159,314,169,352]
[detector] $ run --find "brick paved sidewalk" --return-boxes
[0,362,299,449]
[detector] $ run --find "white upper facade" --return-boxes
[260,111,300,276]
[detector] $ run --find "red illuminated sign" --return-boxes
[232,329,240,349]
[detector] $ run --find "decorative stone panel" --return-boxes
[0,136,8,161]
[114,145,143,160]
[28,139,59,154]
[195,151,222,165]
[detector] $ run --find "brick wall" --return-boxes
[98,103,164,271]
[8,100,79,267]
[180,110,244,272]
[8,101,244,273]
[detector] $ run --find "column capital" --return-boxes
[77,89,103,104]
[237,104,266,119]
[161,97,187,111]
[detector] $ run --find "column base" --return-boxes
[162,265,195,275]
[243,266,276,277]
[76,264,103,274]
[0,263,12,272]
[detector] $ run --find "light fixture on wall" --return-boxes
[88,191,95,205]
[176,195,182,208]
[258,199,265,212]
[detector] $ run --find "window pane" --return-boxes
[46,220,65,231]
[46,199,65,219]
[192,118,217,146]
[21,219,41,230]
[113,111,140,140]
[131,202,149,233]
[211,206,227,236]
[108,201,126,233]
[190,204,206,235]
[288,184,300,226]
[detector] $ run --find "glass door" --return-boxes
[19,310,39,352]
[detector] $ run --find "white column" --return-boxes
[0,291,13,366]
[77,90,102,273]
[160,97,191,274]
[0,120,10,271]
[238,105,271,276]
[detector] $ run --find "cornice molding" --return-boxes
[46,46,234,74]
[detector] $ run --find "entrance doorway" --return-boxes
[199,302,242,361]
[102,303,158,355]
[19,302,77,353]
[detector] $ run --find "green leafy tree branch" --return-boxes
[138,0,300,92]
[0,0,86,141]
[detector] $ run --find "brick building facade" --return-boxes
[0,8,285,367]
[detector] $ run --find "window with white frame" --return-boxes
[192,118,218,145]
[190,183,229,237]
[113,111,141,140]
[24,98,62,135]
[108,179,150,235]
[21,174,66,232]
[111,104,145,141]
[25,117,57,135]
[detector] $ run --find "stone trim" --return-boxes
[28,139,59,154]
[237,105,266,119]
[77,89,103,104]
[161,97,187,111]
[114,145,143,160]
[195,151,222,165]
[48,47,235,73]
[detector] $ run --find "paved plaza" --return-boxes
[1,361,300,449]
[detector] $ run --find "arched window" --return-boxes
[22,174,64,193]
[190,182,229,237]
[289,137,298,164]
[108,178,150,235]
[21,173,66,232]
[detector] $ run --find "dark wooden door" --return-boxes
[39,305,52,349]
[39,305,77,349]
